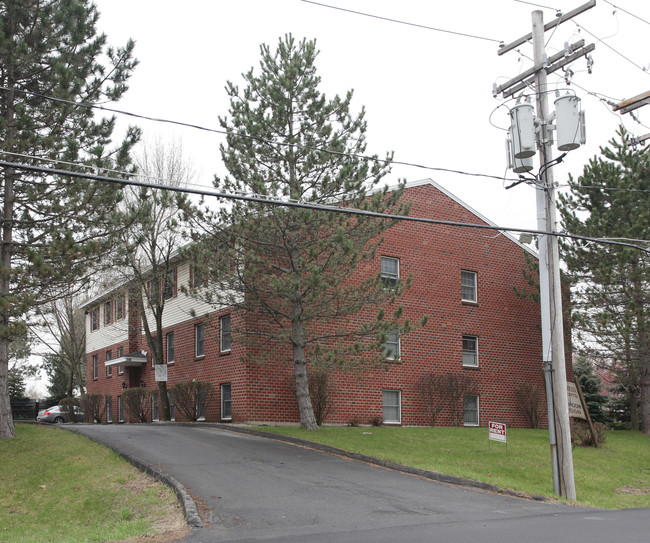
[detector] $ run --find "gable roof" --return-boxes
[398,178,538,258]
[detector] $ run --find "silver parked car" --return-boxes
[36,405,84,424]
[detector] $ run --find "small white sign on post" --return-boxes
[489,421,507,443]
[154,364,168,382]
[567,382,586,420]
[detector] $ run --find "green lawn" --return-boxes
[256,425,650,509]
[0,424,188,543]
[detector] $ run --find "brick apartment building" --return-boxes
[83,179,551,427]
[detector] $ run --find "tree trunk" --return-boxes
[640,364,650,435]
[0,58,17,439]
[291,316,317,430]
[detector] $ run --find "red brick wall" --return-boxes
[86,182,552,428]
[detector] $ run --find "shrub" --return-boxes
[515,382,543,428]
[416,373,445,426]
[59,397,81,423]
[82,394,111,423]
[571,419,607,447]
[347,418,361,427]
[170,381,212,422]
[308,368,333,426]
[368,415,383,427]
[122,388,156,423]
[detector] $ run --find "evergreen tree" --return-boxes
[573,356,609,424]
[187,36,422,430]
[0,0,140,438]
[558,128,650,434]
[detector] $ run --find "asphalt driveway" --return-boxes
[68,424,649,542]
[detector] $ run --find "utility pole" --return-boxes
[531,10,576,501]
[496,1,596,501]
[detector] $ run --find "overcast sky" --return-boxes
[91,0,650,232]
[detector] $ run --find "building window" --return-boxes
[117,347,124,374]
[196,389,207,421]
[195,323,205,358]
[106,350,112,377]
[220,315,231,353]
[462,336,478,367]
[166,332,175,364]
[91,307,99,331]
[380,256,399,287]
[116,294,125,320]
[106,396,113,423]
[93,354,98,380]
[382,389,401,424]
[221,383,232,420]
[164,268,176,300]
[104,300,112,325]
[191,266,205,289]
[151,336,161,366]
[383,330,400,360]
[118,396,124,422]
[168,391,175,421]
[152,395,159,422]
[461,270,477,303]
[463,394,479,426]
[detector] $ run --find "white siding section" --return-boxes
[141,262,217,330]
[86,298,130,353]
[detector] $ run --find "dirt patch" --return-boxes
[615,486,650,495]
[108,473,192,543]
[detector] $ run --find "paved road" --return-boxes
[68,424,649,542]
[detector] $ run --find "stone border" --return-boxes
[62,425,204,528]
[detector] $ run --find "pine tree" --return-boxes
[0,0,140,438]
[558,127,650,434]
[187,35,421,430]
[573,356,609,424]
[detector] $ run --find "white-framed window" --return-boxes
[191,266,205,289]
[92,354,98,380]
[221,383,232,420]
[106,350,112,376]
[462,336,478,367]
[166,332,175,364]
[383,330,400,360]
[463,394,479,426]
[382,389,401,424]
[168,391,175,421]
[380,256,399,287]
[91,307,99,331]
[116,294,125,320]
[106,396,113,423]
[117,347,124,374]
[118,396,124,422]
[164,268,176,300]
[195,323,205,358]
[104,300,112,325]
[152,394,159,422]
[461,270,477,303]
[220,315,231,353]
[151,336,161,367]
[196,391,206,421]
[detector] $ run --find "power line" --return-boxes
[602,0,650,27]
[572,20,650,74]
[2,159,649,255]
[300,0,503,44]
[0,84,521,183]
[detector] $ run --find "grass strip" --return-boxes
[256,426,649,509]
[0,424,187,543]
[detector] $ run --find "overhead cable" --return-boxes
[2,159,649,255]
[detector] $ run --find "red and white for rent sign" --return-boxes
[489,421,507,443]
